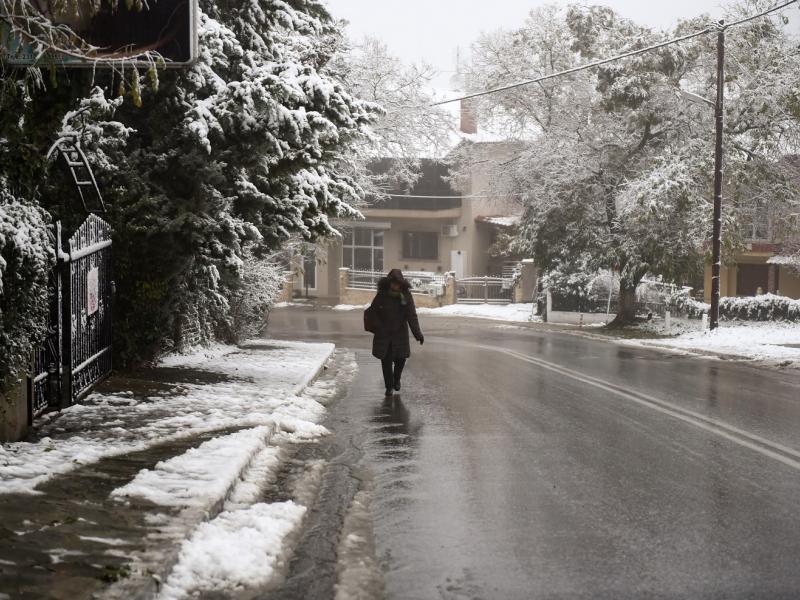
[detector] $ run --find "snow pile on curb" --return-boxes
[0,340,334,495]
[417,303,538,322]
[332,304,369,311]
[111,427,273,509]
[334,302,540,324]
[158,502,306,600]
[628,321,800,365]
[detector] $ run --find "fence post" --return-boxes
[59,231,72,410]
[338,268,350,305]
[444,272,456,305]
[701,313,708,331]
[484,276,488,303]
[665,310,671,333]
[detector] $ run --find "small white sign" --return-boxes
[87,267,99,315]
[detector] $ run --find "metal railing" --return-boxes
[456,276,513,304]
[347,270,447,296]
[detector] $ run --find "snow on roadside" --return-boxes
[333,304,369,311]
[417,303,539,323]
[625,321,800,365]
[0,340,334,495]
[157,502,307,600]
[334,302,539,322]
[111,427,273,509]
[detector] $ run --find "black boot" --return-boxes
[385,388,394,397]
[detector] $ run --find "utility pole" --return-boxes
[710,22,725,331]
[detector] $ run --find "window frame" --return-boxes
[402,231,439,260]
[342,227,385,272]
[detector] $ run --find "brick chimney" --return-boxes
[460,99,477,135]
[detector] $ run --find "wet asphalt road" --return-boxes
[269,306,800,600]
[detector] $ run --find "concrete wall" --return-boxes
[547,311,610,326]
[0,380,29,442]
[514,260,538,303]
[380,217,457,275]
[779,266,800,298]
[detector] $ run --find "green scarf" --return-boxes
[388,289,407,305]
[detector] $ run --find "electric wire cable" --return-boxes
[433,0,799,106]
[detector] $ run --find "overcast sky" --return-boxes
[324,0,800,93]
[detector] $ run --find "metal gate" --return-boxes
[27,215,113,420]
[456,276,513,304]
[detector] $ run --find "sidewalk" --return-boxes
[0,340,356,599]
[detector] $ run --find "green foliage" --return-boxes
[0,191,51,387]
[1,0,378,369]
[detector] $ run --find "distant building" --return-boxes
[703,162,800,301]
[294,103,524,304]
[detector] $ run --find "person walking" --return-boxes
[366,269,424,396]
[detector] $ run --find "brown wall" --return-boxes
[779,266,800,298]
[703,255,800,301]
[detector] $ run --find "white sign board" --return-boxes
[87,267,99,316]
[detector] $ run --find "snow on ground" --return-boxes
[158,501,307,600]
[111,427,273,509]
[417,303,539,323]
[0,340,334,495]
[626,321,800,365]
[335,302,538,322]
[333,303,369,311]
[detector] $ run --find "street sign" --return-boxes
[1,0,197,67]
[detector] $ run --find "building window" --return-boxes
[402,232,438,259]
[342,228,384,272]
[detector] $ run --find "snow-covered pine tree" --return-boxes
[68,0,379,360]
[2,0,379,364]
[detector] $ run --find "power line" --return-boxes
[433,0,799,106]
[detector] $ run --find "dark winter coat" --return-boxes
[370,270,423,360]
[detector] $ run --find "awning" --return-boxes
[767,255,800,266]
[475,215,521,227]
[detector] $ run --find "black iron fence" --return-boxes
[27,215,113,421]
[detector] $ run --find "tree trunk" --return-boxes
[609,282,637,327]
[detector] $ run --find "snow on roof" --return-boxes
[476,215,521,227]
[767,255,800,265]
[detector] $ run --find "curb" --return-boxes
[108,344,336,599]
[107,423,277,600]
[293,344,336,396]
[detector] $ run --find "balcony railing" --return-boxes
[366,195,462,211]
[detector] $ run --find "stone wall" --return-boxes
[0,380,29,442]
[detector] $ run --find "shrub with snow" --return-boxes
[0,192,52,389]
[669,291,710,319]
[223,250,285,343]
[720,294,800,322]
[670,291,800,322]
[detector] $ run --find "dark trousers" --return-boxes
[381,345,406,390]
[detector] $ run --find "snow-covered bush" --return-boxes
[541,258,604,312]
[670,291,800,322]
[0,192,51,389]
[670,291,710,319]
[720,294,800,322]
[223,251,284,343]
